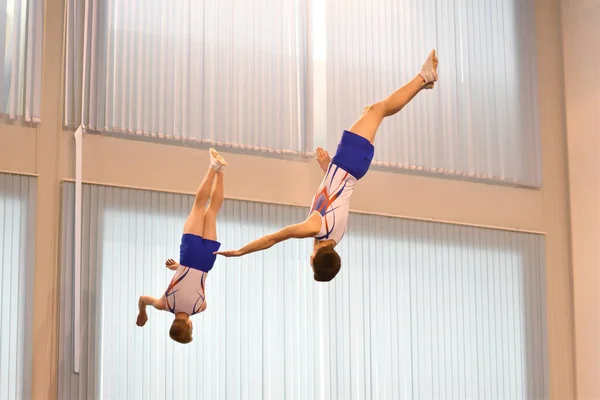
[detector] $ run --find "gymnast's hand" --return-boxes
[315,147,331,173]
[214,249,243,257]
[136,311,148,327]
[165,258,179,270]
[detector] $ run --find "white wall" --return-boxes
[562,1,600,398]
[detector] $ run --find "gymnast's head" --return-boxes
[311,242,341,282]
[169,316,193,344]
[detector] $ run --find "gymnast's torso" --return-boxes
[309,162,357,245]
[163,264,208,316]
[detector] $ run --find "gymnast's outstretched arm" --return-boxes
[215,215,321,257]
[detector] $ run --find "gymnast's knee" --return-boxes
[362,102,385,118]
[192,197,207,211]
[205,201,223,217]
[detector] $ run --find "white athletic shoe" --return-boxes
[419,49,438,88]
[209,148,228,172]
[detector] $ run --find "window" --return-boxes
[0,0,43,122]
[65,0,541,185]
[324,0,541,186]
[0,173,36,400]
[59,183,548,399]
[64,1,309,154]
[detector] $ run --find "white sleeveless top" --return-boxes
[309,163,356,244]
[163,265,208,315]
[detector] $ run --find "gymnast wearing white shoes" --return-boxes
[216,50,439,283]
[136,148,228,344]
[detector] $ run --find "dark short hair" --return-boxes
[169,319,193,344]
[312,246,341,282]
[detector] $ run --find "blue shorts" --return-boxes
[179,234,221,273]
[331,130,374,180]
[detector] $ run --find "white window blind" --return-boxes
[0,0,44,122]
[64,0,309,154]
[59,182,548,399]
[0,173,36,400]
[325,0,541,186]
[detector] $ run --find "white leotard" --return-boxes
[309,163,356,244]
[163,264,208,315]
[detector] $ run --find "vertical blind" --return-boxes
[64,0,542,186]
[0,0,44,122]
[64,0,309,154]
[325,0,541,186]
[59,182,548,399]
[0,173,36,400]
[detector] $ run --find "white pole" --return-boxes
[73,125,83,374]
[73,0,91,374]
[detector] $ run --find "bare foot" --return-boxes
[136,311,148,327]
